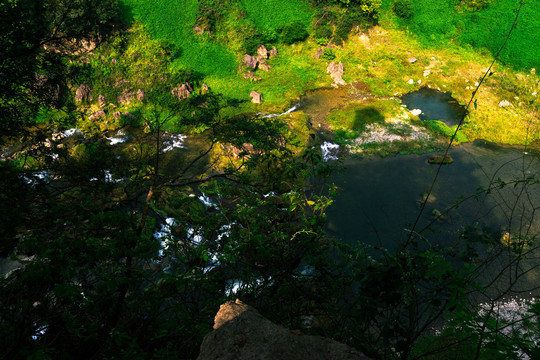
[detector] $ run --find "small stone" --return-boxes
[407,57,417,64]
[269,46,277,57]
[315,47,324,60]
[408,79,414,84]
[532,92,537,96]
[498,100,511,108]
[137,89,146,102]
[98,94,106,108]
[259,64,271,72]
[474,82,479,86]
[531,68,536,75]
[88,110,106,121]
[423,69,430,77]
[200,84,209,95]
[417,79,421,84]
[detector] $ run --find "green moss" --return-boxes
[425,120,468,144]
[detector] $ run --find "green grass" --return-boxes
[381,0,540,70]
[426,120,468,144]
[239,0,314,32]
[118,0,237,77]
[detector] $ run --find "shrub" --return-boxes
[392,0,414,19]
[279,21,309,45]
[321,48,336,60]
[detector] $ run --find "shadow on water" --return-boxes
[401,87,468,126]
[326,141,540,251]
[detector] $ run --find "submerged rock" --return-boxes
[197,299,371,360]
[428,154,453,165]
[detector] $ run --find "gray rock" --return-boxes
[200,84,210,95]
[250,91,262,104]
[326,62,346,86]
[115,79,129,88]
[197,299,370,360]
[171,83,193,101]
[315,47,324,60]
[117,91,135,105]
[75,84,92,103]
[269,46,278,57]
[98,94,106,108]
[88,110,106,121]
[137,89,146,102]
[407,57,417,64]
[243,54,259,70]
[257,45,269,60]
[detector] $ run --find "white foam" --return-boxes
[321,142,340,161]
[162,133,187,152]
[62,128,83,137]
[259,104,299,118]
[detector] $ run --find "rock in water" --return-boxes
[326,61,346,86]
[250,91,262,104]
[428,154,453,165]
[197,299,371,360]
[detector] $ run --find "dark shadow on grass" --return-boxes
[353,107,385,131]
[117,0,135,25]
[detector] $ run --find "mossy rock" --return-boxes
[428,154,453,164]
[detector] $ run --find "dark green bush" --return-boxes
[279,21,309,45]
[334,7,371,45]
[392,0,414,19]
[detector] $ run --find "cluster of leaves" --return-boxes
[392,0,414,20]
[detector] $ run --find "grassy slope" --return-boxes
[116,0,538,144]
[380,0,540,70]
[240,0,313,31]
[118,0,318,112]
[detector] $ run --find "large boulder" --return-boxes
[171,83,193,101]
[197,299,370,360]
[75,84,92,103]
[250,91,262,104]
[326,62,346,87]
[243,54,259,70]
[257,45,269,60]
